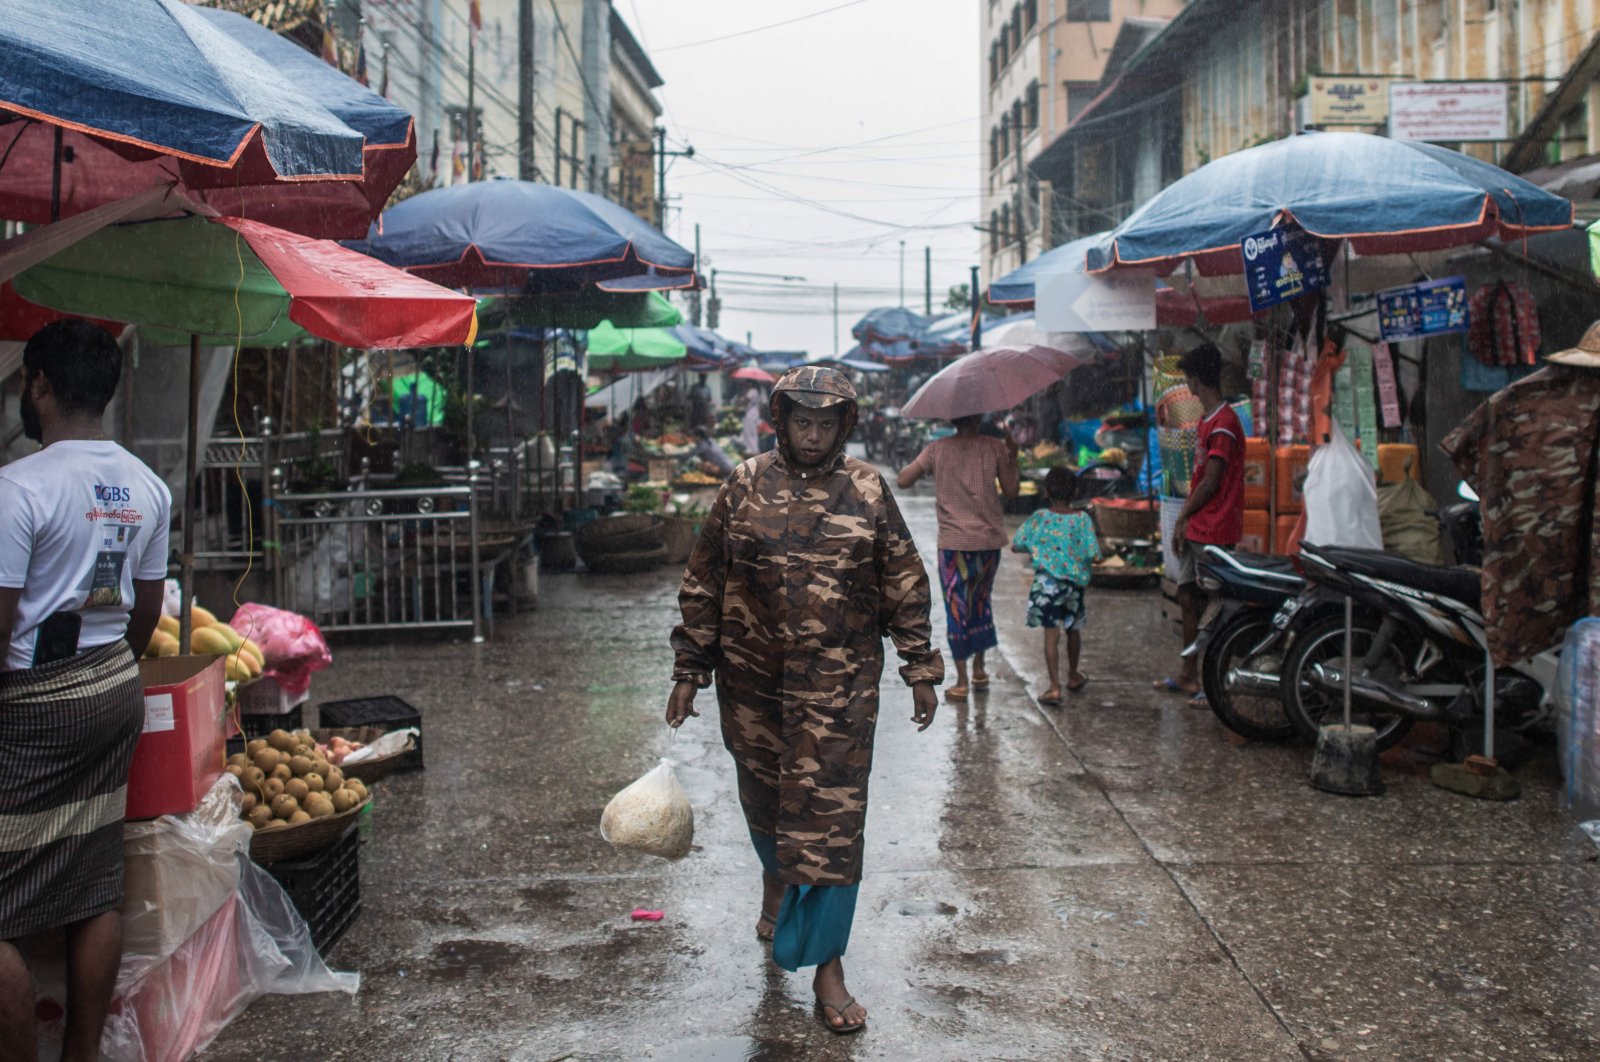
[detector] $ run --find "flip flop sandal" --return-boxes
[971,675,991,688]
[815,995,866,1034]
[1038,692,1063,707]
[945,685,969,701]
[1152,677,1193,695]
[1187,692,1210,709]
[1067,676,1090,692]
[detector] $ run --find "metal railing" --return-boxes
[268,484,484,641]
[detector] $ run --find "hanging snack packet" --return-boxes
[600,759,694,861]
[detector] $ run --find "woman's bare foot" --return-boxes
[813,958,867,1031]
[756,871,784,941]
[1067,671,1089,691]
[945,684,969,701]
[1039,686,1062,706]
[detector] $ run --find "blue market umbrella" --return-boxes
[670,324,734,367]
[989,231,1256,325]
[851,306,935,344]
[0,0,371,230]
[348,180,696,293]
[1090,131,1573,276]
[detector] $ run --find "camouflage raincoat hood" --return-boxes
[770,366,858,477]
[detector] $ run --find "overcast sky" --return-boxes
[623,0,981,357]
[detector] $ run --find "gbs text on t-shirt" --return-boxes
[0,441,172,670]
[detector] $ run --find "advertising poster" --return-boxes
[1240,226,1330,313]
[1376,276,1469,342]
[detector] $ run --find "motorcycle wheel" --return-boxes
[1201,613,1297,743]
[1279,614,1415,750]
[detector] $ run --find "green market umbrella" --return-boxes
[585,320,687,372]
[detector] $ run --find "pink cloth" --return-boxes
[910,434,1012,551]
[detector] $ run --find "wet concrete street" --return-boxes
[202,473,1599,1062]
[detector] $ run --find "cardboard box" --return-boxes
[237,674,310,716]
[120,788,244,963]
[127,656,228,820]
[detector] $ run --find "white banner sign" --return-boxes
[1035,271,1156,333]
[1389,82,1509,142]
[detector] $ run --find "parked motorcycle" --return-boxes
[1185,546,1306,742]
[1278,540,1559,758]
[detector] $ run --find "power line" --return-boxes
[652,0,873,53]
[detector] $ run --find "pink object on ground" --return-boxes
[229,603,332,696]
[630,909,665,922]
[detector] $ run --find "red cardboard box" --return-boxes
[126,656,228,821]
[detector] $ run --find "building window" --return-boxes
[999,114,1010,158]
[990,210,1001,253]
[997,30,1009,70]
[1024,0,1037,32]
[989,42,999,85]
[1012,100,1025,150]
[1025,81,1040,131]
[1000,203,1012,247]
[1065,81,1097,124]
[1010,5,1022,51]
[1066,0,1111,21]
[989,128,1000,170]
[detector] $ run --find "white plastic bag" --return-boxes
[600,759,694,861]
[1302,422,1383,550]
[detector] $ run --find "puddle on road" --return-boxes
[897,900,959,917]
[424,939,529,982]
[640,1035,799,1062]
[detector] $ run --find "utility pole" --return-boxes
[924,245,932,316]
[652,127,694,230]
[833,282,840,356]
[466,15,477,181]
[691,224,703,326]
[969,264,982,352]
[517,0,535,180]
[569,119,583,189]
[553,107,563,185]
[898,240,906,308]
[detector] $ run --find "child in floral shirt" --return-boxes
[1011,468,1101,704]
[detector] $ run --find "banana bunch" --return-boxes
[145,606,267,683]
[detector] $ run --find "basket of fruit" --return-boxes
[228,729,374,863]
[309,727,411,784]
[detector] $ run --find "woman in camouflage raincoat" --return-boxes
[667,366,943,1033]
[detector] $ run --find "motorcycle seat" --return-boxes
[1308,543,1481,610]
[1226,549,1299,575]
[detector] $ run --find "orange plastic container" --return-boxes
[1274,444,1311,514]
[1242,437,1271,509]
[1275,515,1303,556]
[1239,509,1270,554]
[1378,443,1420,484]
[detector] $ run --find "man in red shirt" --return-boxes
[1155,343,1244,699]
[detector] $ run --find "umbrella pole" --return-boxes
[50,126,63,223]
[179,335,201,654]
[466,348,476,459]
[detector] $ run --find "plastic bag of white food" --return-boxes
[600,759,694,861]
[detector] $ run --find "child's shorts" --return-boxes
[1026,573,1088,630]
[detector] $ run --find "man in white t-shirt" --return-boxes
[0,319,170,1062]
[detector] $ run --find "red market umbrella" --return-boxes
[731,365,777,384]
[902,344,1085,421]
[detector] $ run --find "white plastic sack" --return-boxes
[1556,618,1600,820]
[600,759,694,861]
[1302,422,1383,550]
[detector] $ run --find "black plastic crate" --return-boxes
[317,695,424,772]
[264,821,361,956]
[235,705,303,742]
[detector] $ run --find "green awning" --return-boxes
[585,320,687,372]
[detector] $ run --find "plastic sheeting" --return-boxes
[27,776,358,1062]
[1089,131,1573,277]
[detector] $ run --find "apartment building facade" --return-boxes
[980,0,1184,287]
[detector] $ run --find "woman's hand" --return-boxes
[666,681,701,728]
[910,682,938,731]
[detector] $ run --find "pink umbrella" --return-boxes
[901,344,1084,421]
[731,365,777,384]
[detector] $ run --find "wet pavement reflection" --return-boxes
[201,472,1599,1062]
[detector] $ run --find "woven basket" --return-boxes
[309,727,408,785]
[249,794,371,864]
[1090,499,1159,540]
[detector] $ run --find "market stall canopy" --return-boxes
[11,214,478,349]
[348,180,697,292]
[902,344,1086,421]
[851,306,934,344]
[1088,131,1574,277]
[0,0,382,234]
[921,310,1006,356]
[586,321,687,372]
[476,289,682,331]
[187,5,418,238]
[731,365,777,384]
[989,231,1256,325]
[805,354,889,374]
[671,324,733,367]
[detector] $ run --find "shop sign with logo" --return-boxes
[1376,276,1469,342]
[1240,226,1330,313]
[1308,78,1389,126]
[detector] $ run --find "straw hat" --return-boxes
[1546,321,1600,369]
